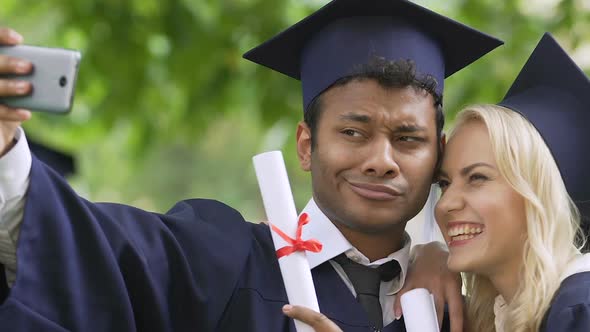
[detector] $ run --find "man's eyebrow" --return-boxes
[393,124,428,133]
[337,115,428,133]
[339,113,371,123]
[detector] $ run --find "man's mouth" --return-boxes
[347,181,403,201]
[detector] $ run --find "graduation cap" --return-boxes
[498,33,590,214]
[244,0,503,110]
[28,140,76,177]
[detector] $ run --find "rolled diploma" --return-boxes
[253,151,320,332]
[400,288,439,332]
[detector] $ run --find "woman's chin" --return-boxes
[447,255,480,274]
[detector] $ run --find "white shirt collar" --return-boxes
[300,198,352,269]
[300,198,411,293]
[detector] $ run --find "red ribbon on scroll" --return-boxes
[271,213,323,259]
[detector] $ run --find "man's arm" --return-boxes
[0,27,256,332]
[0,27,34,286]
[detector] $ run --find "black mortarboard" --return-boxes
[498,33,590,212]
[29,140,76,177]
[243,0,503,110]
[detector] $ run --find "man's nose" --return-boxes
[361,139,400,178]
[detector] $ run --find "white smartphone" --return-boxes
[0,45,81,114]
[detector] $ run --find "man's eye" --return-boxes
[399,136,422,142]
[342,129,361,137]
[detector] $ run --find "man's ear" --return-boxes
[296,121,312,171]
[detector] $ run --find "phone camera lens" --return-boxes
[59,76,67,87]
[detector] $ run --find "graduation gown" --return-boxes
[0,156,445,331]
[541,271,590,332]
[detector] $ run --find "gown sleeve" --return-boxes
[543,303,590,332]
[2,156,253,332]
[542,272,590,332]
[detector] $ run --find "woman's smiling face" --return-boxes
[435,120,527,275]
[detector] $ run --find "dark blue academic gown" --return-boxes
[0,157,450,331]
[541,271,590,332]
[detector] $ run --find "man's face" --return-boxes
[297,79,439,234]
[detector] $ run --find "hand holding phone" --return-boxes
[0,44,81,114]
[0,27,32,157]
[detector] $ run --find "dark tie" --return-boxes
[333,254,401,330]
[0,264,8,303]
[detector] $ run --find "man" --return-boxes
[0,0,502,331]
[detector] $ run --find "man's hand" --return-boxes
[394,241,463,332]
[282,305,343,332]
[0,27,33,157]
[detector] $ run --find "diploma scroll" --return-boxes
[253,151,320,332]
[400,288,439,332]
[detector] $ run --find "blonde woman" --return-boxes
[285,33,590,332]
[435,33,590,332]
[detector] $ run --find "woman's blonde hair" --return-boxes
[449,104,584,332]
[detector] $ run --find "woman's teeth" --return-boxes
[448,224,484,243]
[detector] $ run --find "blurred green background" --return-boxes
[2,0,589,221]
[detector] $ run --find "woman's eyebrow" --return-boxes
[460,162,495,176]
[437,162,495,179]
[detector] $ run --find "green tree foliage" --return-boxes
[1,0,589,220]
